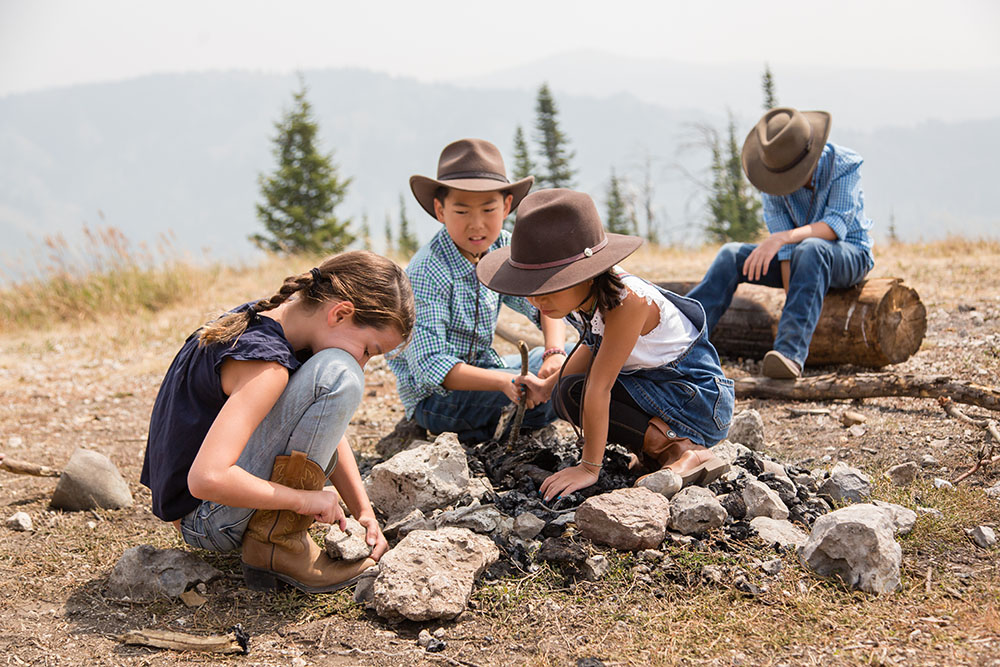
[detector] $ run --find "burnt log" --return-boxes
[658,278,926,368]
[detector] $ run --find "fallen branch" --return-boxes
[117,626,249,654]
[940,397,1000,484]
[735,373,1000,413]
[0,454,61,477]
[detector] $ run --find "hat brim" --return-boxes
[476,233,644,297]
[742,111,831,196]
[410,175,534,220]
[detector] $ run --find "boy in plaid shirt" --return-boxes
[387,139,567,443]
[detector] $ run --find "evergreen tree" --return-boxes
[511,125,535,183]
[638,152,660,245]
[533,83,576,189]
[384,212,394,255]
[762,63,779,110]
[396,194,419,257]
[605,168,638,236]
[887,208,899,244]
[706,115,763,243]
[251,77,354,254]
[358,213,372,251]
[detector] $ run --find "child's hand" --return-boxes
[742,235,784,281]
[503,373,549,408]
[538,352,566,379]
[356,512,389,561]
[302,489,347,528]
[539,464,599,502]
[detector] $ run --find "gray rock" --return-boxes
[352,568,379,609]
[365,433,470,521]
[742,479,789,520]
[373,527,499,622]
[634,468,682,499]
[750,516,809,549]
[107,545,222,600]
[513,512,546,541]
[433,503,502,534]
[669,486,727,536]
[969,525,997,548]
[383,508,430,541]
[50,448,132,511]
[581,555,610,581]
[701,564,726,584]
[916,506,943,518]
[985,482,1000,499]
[6,511,32,532]
[800,504,901,594]
[872,500,917,535]
[760,558,783,576]
[324,517,373,561]
[465,476,495,501]
[576,487,671,550]
[933,478,954,490]
[709,440,752,466]
[761,458,791,481]
[638,549,663,563]
[727,409,765,450]
[818,462,871,504]
[920,454,938,468]
[885,461,920,487]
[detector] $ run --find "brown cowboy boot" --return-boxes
[638,417,729,488]
[241,450,375,593]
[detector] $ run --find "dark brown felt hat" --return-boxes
[741,107,831,196]
[477,189,643,296]
[410,138,534,219]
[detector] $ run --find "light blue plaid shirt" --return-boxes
[762,142,874,268]
[388,227,541,416]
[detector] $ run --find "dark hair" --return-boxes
[591,270,626,315]
[433,186,512,207]
[198,250,414,347]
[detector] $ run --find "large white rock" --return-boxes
[107,545,222,600]
[372,527,498,622]
[742,479,790,520]
[576,487,671,551]
[365,433,470,520]
[634,468,682,499]
[872,500,917,535]
[324,517,373,561]
[750,516,809,549]
[727,409,765,450]
[800,504,901,594]
[669,486,727,536]
[818,462,872,504]
[709,440,752,466]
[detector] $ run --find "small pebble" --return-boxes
[7,512,32,532]
[969,526,997,549]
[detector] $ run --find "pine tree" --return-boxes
[251,77,354,254]
[706,115,763,243]
[358,213,372,251]
[396,194,419,257]
[638,152,660,245]
[533,83,576,189]
[511,125,535,183]
[762,63,779,110]
[605,169,638,235]
[384,212,394,256]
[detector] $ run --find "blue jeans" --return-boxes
[687,238,871,368]
[179,348,364,552]
[412,345,567,444]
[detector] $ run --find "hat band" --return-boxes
[767,139,812,174]
[507,237,609,270]
[439,170,510,184]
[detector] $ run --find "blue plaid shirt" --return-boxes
[762,142,874,268]
[388,227,541,417]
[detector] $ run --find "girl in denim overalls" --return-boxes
[477,189,734,500]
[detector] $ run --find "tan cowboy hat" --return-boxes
[741,107,832,196]
[477,189,643,296]
[410,138,534,219]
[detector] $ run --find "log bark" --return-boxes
[734,373,1000,413]
[658,278,927,368]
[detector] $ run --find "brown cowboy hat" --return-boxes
[477,189,643,296]
[410,138,534,219]
[741,107,832,196]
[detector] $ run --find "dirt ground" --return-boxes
[1,241,998,666]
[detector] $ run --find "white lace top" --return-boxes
[586,270,699,371]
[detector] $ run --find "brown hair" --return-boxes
[591,270,626,315]
[198,250,414,348]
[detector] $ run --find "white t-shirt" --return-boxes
[586,271,699,371]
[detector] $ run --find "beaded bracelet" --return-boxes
[541,347,567,361]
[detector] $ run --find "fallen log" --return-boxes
[658,278,926,368]
[734,373,1000,413]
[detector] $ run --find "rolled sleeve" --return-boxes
[818,163,862,242]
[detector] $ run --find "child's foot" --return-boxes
[666,448,729,488]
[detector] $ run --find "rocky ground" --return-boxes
[1,241,999,666]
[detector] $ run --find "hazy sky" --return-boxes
[2,0,999,96]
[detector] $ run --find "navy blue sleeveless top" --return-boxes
[141,306,304,521]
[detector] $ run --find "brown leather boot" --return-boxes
[638,417,729,488]
[241,450,375,593]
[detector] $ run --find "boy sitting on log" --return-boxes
[688,107,874,379]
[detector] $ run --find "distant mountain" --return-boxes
[1,63,997,279]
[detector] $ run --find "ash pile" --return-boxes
[348,408,912,623]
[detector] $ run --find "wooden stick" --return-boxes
[117,629,247,654]
[941,397,1000,484]
[735,373,1000,413]
[0,454,61,477]
[507,340,530,449]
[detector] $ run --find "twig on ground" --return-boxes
[0,454,61,477]
[786,407,832,417]
[940,397,1000,484]
[117,628,247,654]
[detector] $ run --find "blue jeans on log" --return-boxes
[686,238,871,369]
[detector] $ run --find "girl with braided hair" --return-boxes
[141,250,414,594]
